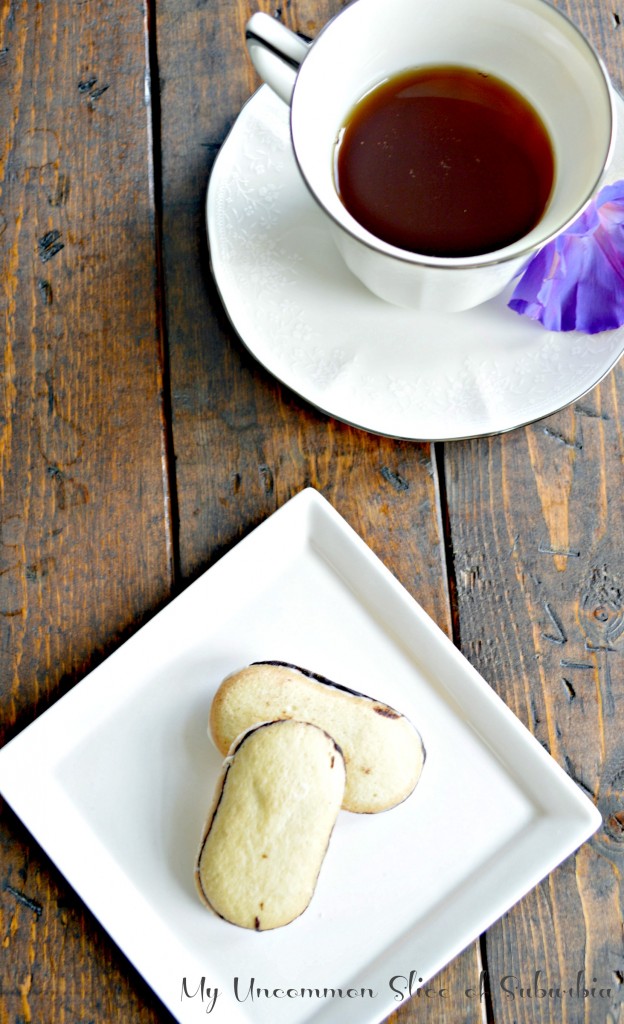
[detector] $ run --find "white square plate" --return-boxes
[0,488,601,1024]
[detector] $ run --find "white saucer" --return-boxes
[207,85,624,440]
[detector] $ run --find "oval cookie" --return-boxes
[209,661,425,813]
[195,719,345,930]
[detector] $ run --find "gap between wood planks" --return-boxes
[145,0,182,589]
[434,441,496,1024]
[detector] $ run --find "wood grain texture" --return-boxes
[444,374,624,1023]
[156,0,484,1020]
[0,0,174,1021]
[1,0,622,1020]
[562,0,624,94]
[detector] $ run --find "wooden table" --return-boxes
[1,0,623,1021]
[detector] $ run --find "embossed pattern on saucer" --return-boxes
[207,85,624,440]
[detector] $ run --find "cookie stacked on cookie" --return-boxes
[195,661,425,930]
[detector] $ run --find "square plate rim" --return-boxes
[0,487,602,1024]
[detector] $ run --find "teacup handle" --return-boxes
[246,12,311,104]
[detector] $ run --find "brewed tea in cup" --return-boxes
[334,65,555,259]
[246,0,615,312]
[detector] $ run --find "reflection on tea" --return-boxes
[334,65,555,258]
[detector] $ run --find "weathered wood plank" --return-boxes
[444,370,624,1022]
[0,0,174,1020]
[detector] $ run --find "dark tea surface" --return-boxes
[334,65,555,258]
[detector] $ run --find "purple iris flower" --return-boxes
[508,180,624,334]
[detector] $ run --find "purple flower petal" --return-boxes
[508,180,624,333]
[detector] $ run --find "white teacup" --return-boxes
[246,0,615,312]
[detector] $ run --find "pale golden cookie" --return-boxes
[209,661,425,813]
[195,718,345,930]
